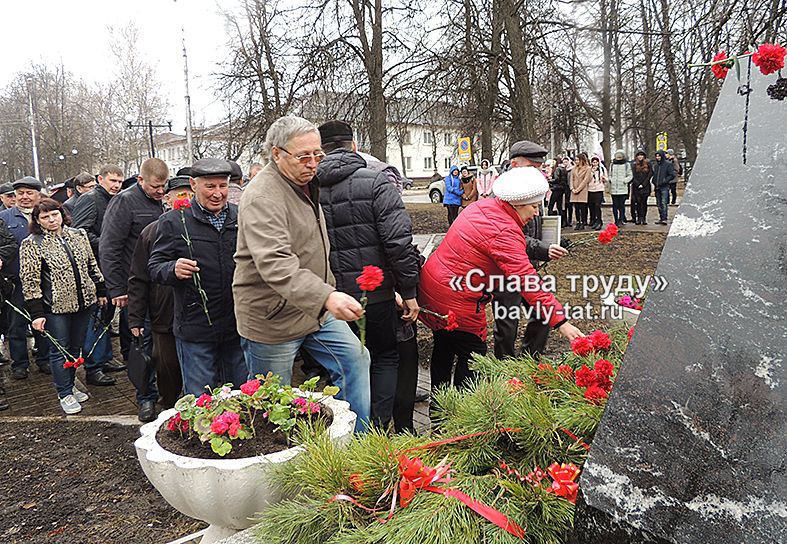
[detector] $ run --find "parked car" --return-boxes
[401,177,413,190]
[427,165,500,203]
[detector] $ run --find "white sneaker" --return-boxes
[72,387,89,403]
[60,394,82,415]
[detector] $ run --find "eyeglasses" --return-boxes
[278,146,326,164]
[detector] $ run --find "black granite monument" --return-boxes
[571,69,787,542]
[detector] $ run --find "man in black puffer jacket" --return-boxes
[317,120,420,429]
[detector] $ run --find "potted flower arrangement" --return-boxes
[134,374,357,544]
[602,291,646,327]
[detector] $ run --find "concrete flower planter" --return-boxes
[602,293,641,327]
[135,394,356,544]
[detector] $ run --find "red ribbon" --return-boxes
[559,428,591,450]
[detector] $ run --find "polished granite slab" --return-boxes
[571,68,787,543]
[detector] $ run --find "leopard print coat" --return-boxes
[20,227,105,317]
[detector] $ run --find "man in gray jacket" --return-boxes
[233,115,370,431]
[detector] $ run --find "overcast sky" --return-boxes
[2,0,233,131]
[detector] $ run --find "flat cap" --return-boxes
[509,140,548,162]
[176,166,192,177]
[64,177,75,189]
[190,158,232,178]
[228,161,243,182]
[165,176,192,193]
[318,120,354,145]
[0,182,15,195]
[13,176,43,191]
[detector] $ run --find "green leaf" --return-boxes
[210,437,233,457]
[300,376,320,392]
[322,385,340,397]
[193,414,213,436]
[175,394,196,411]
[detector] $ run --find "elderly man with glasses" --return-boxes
[233,115,371,432]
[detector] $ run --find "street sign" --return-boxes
[656,132,668,151]
[458,137,472,162]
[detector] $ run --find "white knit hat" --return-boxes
[493,167,548,205]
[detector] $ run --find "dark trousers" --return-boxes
[8,281,49,371]
[547,189,565,224]
[588,191,603,227]
[119,307,131,361]
[564,191,573,224]
[612,194,628,224]
[633,192,649,223]
[133,320,158,403]
[446,205,460,226]
[656,185,670,221]
[84,303,113,371]
[669,182,678,205]
[492,290,550,359]
[46,307,92,398]
[431,329,485,390]
[393,328,418,433]
[152,331,182,408]
[361,300,400,429]
[573,202,588,225]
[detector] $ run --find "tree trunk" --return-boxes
[500,0,534,140]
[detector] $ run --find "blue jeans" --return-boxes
[176,336,247,396]
[83,304,113,371]
[656,185,670,221]
[46,307,92,398]
[612,194,628,223]
[241,315,371,431]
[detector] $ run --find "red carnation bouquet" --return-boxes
[693,42,786,80]
[356,265,385,351]
[569,222,619,250]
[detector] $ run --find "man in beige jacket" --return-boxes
[233,115,370,430]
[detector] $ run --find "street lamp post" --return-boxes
[125,117,173,158]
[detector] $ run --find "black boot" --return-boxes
[86,370,117,386]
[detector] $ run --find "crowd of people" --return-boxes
[442,147,683,228]
[0,115,677,432]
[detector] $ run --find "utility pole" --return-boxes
[182,32,194,163]
[26,76,40,180]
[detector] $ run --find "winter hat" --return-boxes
[318,120,354,145]
[493,167,548,205]
[634,149,647,158]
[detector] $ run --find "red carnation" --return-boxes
[571,336,594,357]
[752,43,787,76]
[711,51,730,79]
[589,330,612,351]
[173,198,192,210]
[594,359,614,378]
[444,310,459,331]
[627,327,634,341]
[574,365,597,387]
[557,365,574,379]
[598,230,614,245]
[356,265,384,292]
[584,385,609,403]
[605,223,619,236]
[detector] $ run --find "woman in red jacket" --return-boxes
[419,167,584,390]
